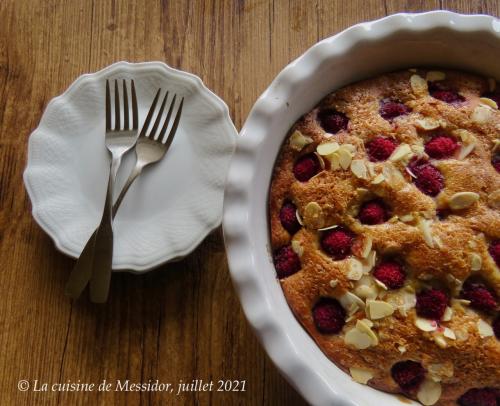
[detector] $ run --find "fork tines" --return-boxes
[105,79,138,131]
[140,89,184,145]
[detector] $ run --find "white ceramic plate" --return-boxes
[223,11,500,406]
[24,61,236,271]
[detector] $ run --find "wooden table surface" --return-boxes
[1,1,499,405]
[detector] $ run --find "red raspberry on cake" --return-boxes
[317,109,349,134]
[424,135,459,159]
[373,261,406,289]
[279,201,300,234]
[416,288,448,320]
[293,153,321,182]
[489,240,500,266]
[458,387,499,406]
[461,279,497,312]
[273,246,301,278]
[493,316,500,340]
[379,98,411,120]
[320,227,354,260]
[366,136,398,161]
[312,297,346,334]
[407,158,444,196]
[391,360,426,393]
[358,200,388,225]
[429,81,465,104]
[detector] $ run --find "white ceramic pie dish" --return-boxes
[223,11,500,406]
[24,61,236,271]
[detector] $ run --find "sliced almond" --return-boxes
[351,159,368,179]
[295,209,303,225]
[479,97,498,109]
[349,367,373,384]
[477,319,493,338]
[347,258,364,281]
[417,379,442,405]
[318,224,338,231]
[338,148,353,170]
[443,327,456,340]
[389,143,413,162]
[471,104,493,124]
[355,284,378,300]
[417,217,434,248]
[426,71,446,82]
[470,253,482,271]
[458,142,476,160]
[398,345,407,353]
[493,139,500,153]
[374,279,388,290]
[344,328,373,349]
[415,117,441,130]
[329,279,338,288]
[487,190,500,209]
[360,235,372,259]
[371,173,385,185]
[415,317,438,332]
[400,214,414,223]
[366,300,394,320]
[434,335,448,348]
[442,306,453,322]
[356,319,379,345]
[314,152,326,169]
[410,74,428,96]
[291,239,304,257]
[317,141,340,156]
[303,202,325,229]
[339,291,366,310]
[342,144,357,153]
[329,152,341,170]
[448,192,480,210]
[289,130,313,151]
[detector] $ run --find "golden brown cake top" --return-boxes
[269,69,500,406]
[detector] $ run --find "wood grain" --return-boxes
[0,1,498,405]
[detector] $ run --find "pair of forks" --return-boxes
[65,80,183,302]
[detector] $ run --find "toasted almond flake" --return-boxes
[389,143,413,162]
[374,279,388,290]
[470,253,482,271]
[453,129,474,143]
[366,300,394,320]
[416,117,441,130]
[493,139,500,152]
[458,142,476,160]
[388,215,399,223]
[345,328,373,349]
[443,327,456,340]
[329,152,341,170]
[355,284,378,300]
[289,130,313,151]
[329,279,338,288]
[291,239,303,257]
[479,97,498,109]
[356,319,378,345]
[412,144,426,155]
[314,152,326,170]
[448,192,480,210]
[340,292,366,310]
[442,307,453,322]
[362,251,377,274]
[295,209,303,225]
[362,318,374,327]
[360,235,372,259]
[488,78,496,92]
[317,141,340,156]
[434,335,448,348]
[455,329,469,341]
[303,202,325,229]
[488,190,500,209]
[452,298,471,307]
[471,104,493,124]
[318,224,338,232]
[351,159,368,179]
[338,148,353,169]
[342,144,357,153]
[348,303,360,316]
[433,235,443,249]
[398,345,407,353]
[349,367,373,384]
[417,217,434,248]
[415,317,438,332]
[366,162,376,177]
[323,132,334,139]
[428,362,454,381]
[426,71,446,82]
[371,174,385,185]
[417,379,442,405]
[477,319,493,338]
[399,214,413,224]
[410,74,428,95]
[347,258,364,280]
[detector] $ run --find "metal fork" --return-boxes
[65,79,138,301]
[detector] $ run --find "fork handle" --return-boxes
[112,162,145,215]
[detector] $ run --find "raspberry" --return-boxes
[318,109,349,134]
[279,201,300,234]
[373,261,406,289]
[490,240,500,266]
[492,155,500,173]
[429,82,465,104]
[379,98,411,120]
[320,227,354,260]
[312,297,346,334]
[416,288,448,320]
[358,200,388,225]
[391,360,426,393]
[461,279,497,312]
[366,136,398,162]
[273,246,301,278]
[424,135,459,159]
[408,158,444,196]
[458,387,499,406]
[293,153,320,182]
[493,316,500,339]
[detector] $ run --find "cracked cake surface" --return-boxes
[268,69,500,406]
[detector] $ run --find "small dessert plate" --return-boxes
[24,61,237,271]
